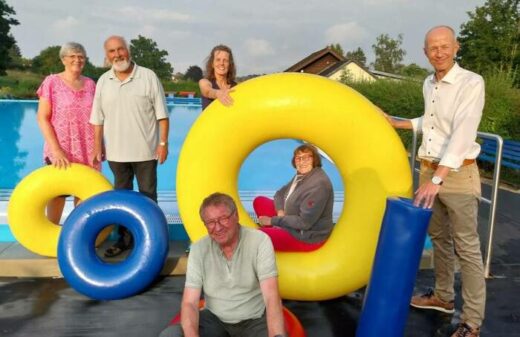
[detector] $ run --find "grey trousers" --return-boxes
[108,160,158,202]
[420,162,486,327]
[108,160,158,243]
[158,309,268,337]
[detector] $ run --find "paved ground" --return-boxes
[0,185,518,337]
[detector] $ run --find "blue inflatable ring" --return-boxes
[58,190,169,300]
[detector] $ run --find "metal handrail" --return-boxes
[400,119,503,278]
[476,132,503,278]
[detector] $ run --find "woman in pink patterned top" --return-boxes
[36,42,99,224]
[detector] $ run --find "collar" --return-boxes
[108,62,139,80]
[429,62,461,84]
[297,167,319,180]
[439,62,461,84]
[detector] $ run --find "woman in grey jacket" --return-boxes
[254,144,334,251]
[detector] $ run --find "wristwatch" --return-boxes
[431,176,443,185]
[159,141,168,146]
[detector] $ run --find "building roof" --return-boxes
[370,69,409,81]
[285,47,345,72]
[286,47,411,82]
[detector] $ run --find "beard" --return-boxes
[112,58,131,72]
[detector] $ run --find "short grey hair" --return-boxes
[103,35,129,51]
[59,42,87,59]
[103,36,131,67]
[199,192,238,220]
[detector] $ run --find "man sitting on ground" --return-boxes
[159,192,286,337]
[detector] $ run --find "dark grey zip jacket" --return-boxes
[271,167,334,243]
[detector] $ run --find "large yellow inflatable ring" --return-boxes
[177,73,412,300]
[8,164,113,257]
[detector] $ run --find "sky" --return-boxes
[9,0,486,76]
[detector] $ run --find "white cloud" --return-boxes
[11,0,486,75]
[140,25,157,37]
[244,39,275,57]
[117,6,190,23]
[325,22,369,46]
[363,0,411,5]
[52,16,81,31]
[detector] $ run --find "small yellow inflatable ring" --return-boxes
[177,73,412,300]
[8,164,113,257]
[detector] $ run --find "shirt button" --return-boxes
[432,100,435,103]
[430,114,433,117]
[431,127,434,129]
[428,151,431,154]
[435,87,438,90]
[429,139,432,141]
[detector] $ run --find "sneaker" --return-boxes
[451,323,480,337]
[410,289,455,314]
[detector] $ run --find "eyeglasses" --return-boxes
[204,211,235,229]
[65,54,85,61]
[294,154,313,162]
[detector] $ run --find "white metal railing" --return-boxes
[403,122,503,278]
[477,133,503,278]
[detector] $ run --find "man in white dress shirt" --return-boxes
[385,25,485,337]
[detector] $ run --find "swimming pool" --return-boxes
[0,100,344,240]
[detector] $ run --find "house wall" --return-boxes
[328,63,375,82]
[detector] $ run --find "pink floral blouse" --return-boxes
[37,74,100,170]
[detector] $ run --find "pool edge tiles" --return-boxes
[0,190,345,242]
[0,240,190,277]
[0,223,189,243]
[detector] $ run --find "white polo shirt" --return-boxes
[411,63,484,169]
[90,63,168,162]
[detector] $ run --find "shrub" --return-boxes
[342,70,520,187]
[481,70,520,140]
[347,78,423,150]
[0,70,43,98]
[162,80,201,96]
[345,69,520,144]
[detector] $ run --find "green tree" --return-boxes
[457,0,520,76]
[372,33,406,73]
[0,0,19,75]
[32,46,62,75]
[399,63,430,79]
[130,35,174,81]
[7,44,30,70]
[339,69,354,84]
[32,45,102,78]
[173,72,185,81]
[82,62,107,81]
[327,43,345,57]
[345,47,367,67]
[184,65,203,82]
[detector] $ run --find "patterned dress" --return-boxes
[37,74,100,170]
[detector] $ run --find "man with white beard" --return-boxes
[90,35,169,258]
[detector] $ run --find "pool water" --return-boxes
[0,99,344,241]
[0,100,344,192]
